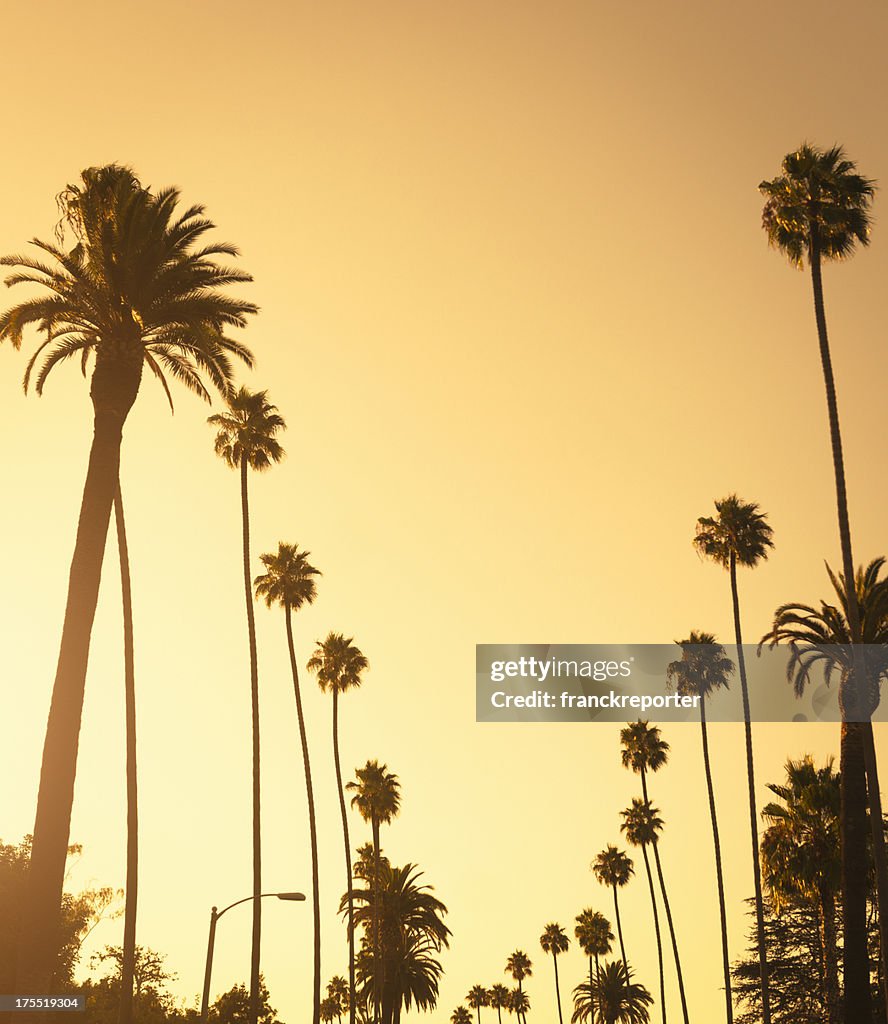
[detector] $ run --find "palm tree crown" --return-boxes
[620,721,668,779]
[505,951,532,983]
[592,847,634,890]
[208,387,286,470]
[468,987,491,1010]
[0,164,256,407]
[453,1010,473,1024]
[620,800,664,848]
[666,632,734,701]
[759,143,876,267]
[540,923,570,956]
[574,909,613,958]
[694,495,773,570]
[347,761,402,829]
[254,543,320,610]
[573,962,652,1024]
[308,633,369,694]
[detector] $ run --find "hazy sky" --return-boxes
[3,1,888,1020]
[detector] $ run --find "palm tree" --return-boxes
[345,861,450,1024]
[620,800,665,1024]
[761,757,841,1024]
[327,976,350,1024]
[347,761,401,1024]
[505,952,532,1024]
[666,633,735,1024]
[540,924,569,1024]
[209,387,285,1024]
[489,984,511,1024]
[760,145,878,1024]
[592,847,634,970]
[572,962,652,1024]
[467,986,490,1024]
[508,989,530,1024]
[694,494,774,1023]
[254,543,322,1024]
[0,164,256,990]
[453,1010,474,1024]
[114,486,138,1024]
[620,723,687,1024]
[762,558,888,1020]
[575,909,613,1023]
[307,633,370,1024]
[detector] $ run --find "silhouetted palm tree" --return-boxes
[468,986,490,1024]
[620,723,687,1023]
[540,924,569,1024]
[760,144,877,1024]
[209,387,285,1023]
[453,1010,473,1024]
[0,164,256,990]
[347,761,401,1024]
[666,633,735,1024]
[762,558,888,1021]
[620,799,665,1024]
[573,962,652,1024]
[308,633,370,1024]
[761,757,841,1024]
[489,984,510,1024]
[575,909,613,1023]
[327,976,350,1024]
[505,952,532,1024]
[592,847,634,969]
[694,495,773,1023]
[508,989,530,1024]
[254,542,322,1024]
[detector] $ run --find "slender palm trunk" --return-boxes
[333,688,356,1024]
[552,952,564,1024]
[862,723,888,1018]
[640,843,666,1024]
[589,956,595,1022]
[284,606,321,1024]
[611,885,627,969]
[729,554,771,1024]
[640,772,688,1024]
[819,884,841,1024]
[495,1004,502,1024]
[594,954,601,1024]
[518,979,525,1024]
[699,701,732,1023]
[115,485,138,1024]
[372,817,381,1024]
[17,389,134,990]
[809,232,879,1024]
[239,456,262,1024]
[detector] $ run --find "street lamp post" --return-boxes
[200,891,306,1023]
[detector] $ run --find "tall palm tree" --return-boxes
[666,633,735,1024]
[761,757,842,1024]
[327,976,350,1024]
[592,847,633,970]
[694,495,773,1023]
[620,724,688,1024]
[254,542,322,1024]
[467,986,490,1024]
[760,145,878,1024]
[762,557,888,1020]
[572,962,652,1024]
[307,633,370,1024]
[0,164,256,990]
[208,388,285,1024]
[620,800,665,1024]
[347,761,401,1024]
[113,485,137,1024]
[489,985,511,1024]
[575,909,613,1024]
[540,924,570,1024]
[505,952,532,1024]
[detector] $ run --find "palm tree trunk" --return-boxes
[809,229,880,1024]
[863,720,888,1020]
[16,400,129,991]
[730,553,771,1024]
[115,484,138,1024]
[239,455,262,1024]
[841,719,874,1023]
[699,701,732,1024]
[612,885,627,969]
[594,954,601,1024]
[372,817,382,1024]
[284,605,321,1024]
[640,843,666,1024]
[819,884,841,1024]
[650,841,689,1024]
[552,952,563,1024]
[333,688,356,1024]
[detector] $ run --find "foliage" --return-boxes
[571,962,651,1024]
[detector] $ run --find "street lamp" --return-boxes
[200,891,306,1022]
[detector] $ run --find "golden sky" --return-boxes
[3,0,888,1019]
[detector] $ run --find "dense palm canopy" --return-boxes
[572,962,652,1024]
[619,721,668,781]
[308,633,370,696]
[347,762,402,831]
[575,910,613,960]
[453,1009,474,1024]
[208,387,286,471]
[254,543,321,610]
[592,848,634,891]
[505,951,532,984]
[540,923,570,956]
[759,143,876,268]
[620,800,663,849]
[694,495,774,570]
[488,984,511,1023]
[666,633,734,701]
